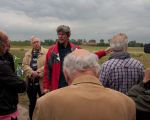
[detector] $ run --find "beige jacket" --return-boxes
[33,75,136,120]
[22,47,47,93]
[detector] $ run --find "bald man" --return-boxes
[33,49,135,120]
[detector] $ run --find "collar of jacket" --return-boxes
[51,42,79,56]
[53,42,77,54]
[109,51,130,60]
[26,47,45,56]
[71,75,103,86]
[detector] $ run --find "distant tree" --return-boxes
[11,40,30,46]
[78,39,83,45]
[100,39,104,44]
[108,39,111,44]
[69,39,81,45]
[44,39,55,45]
[128,41,143,47]
[97,38,108,46]
[128,41,136,47]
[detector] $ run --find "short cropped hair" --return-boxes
[110,33,128,52]
[0,31,9,45]
[56,25,71,36]
[63,49,100,77]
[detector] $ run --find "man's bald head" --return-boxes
[63,49,100,84]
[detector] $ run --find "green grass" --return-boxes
[10,45,150,68]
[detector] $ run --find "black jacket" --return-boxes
[0,58,26,115]
[128,82,150,120]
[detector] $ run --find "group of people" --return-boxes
[0,25,150,120]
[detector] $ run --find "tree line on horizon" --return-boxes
[11,38,147,47]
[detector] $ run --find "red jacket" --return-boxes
[43,42,106,91]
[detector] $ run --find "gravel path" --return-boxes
[18,104,28,120]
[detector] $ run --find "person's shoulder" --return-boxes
[101,59,115,68]
[129,57,144,67]
[24,49,32,56]
[4,52,13,57]
[48,44,57,49]
[41,47,48,53]
[41,46,48,50]
[37,87,70,105]
[106,88,135,104]
[46,44,57,53]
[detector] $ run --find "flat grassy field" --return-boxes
[10,45,150,68]
[10,45,150,108]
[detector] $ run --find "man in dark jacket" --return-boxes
[128,68,150,120]
[128,44,150,120]
[0,31,26,120]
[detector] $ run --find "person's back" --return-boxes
[34,75,135,120]
[100,33,144,94]
[101,57,144,93]
[33,49,135,120]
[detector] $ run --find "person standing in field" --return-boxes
[22,36,47,120]
[0,31,26,120]
[99,33,144,94]
[43,25,111,93]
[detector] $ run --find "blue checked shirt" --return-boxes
[99,58,144,94]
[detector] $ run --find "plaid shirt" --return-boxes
[99,57,144,94]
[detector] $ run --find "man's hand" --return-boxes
[105,47,112,54]
[143,67,150,83]
[31,71,39,78]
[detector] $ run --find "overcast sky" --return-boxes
[0,0,150,43]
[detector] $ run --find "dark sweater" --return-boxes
[58,42,71,88]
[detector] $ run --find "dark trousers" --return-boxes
[27,79,43,120]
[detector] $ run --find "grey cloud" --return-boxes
[0,0,150,42]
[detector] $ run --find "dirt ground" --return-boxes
[18,104,28,120]
[18,93,29,120]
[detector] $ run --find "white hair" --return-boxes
[30,35,40,43]
[63,51,100,77]
[110,33,128,52]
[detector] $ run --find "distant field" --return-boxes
[10,45,150,68]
